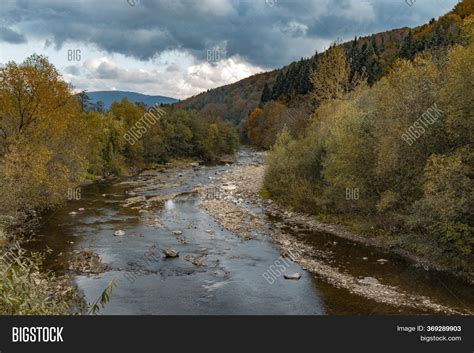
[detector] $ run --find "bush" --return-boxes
[409,148,473,256]
[0,243,79,315]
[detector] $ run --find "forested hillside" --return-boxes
[172,70,278,141]
[263,2,474,274]
[175,0,474,144]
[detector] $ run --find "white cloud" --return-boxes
[0,0,459,99]
[65,52,263,99]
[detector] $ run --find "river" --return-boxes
[27,150,474,315]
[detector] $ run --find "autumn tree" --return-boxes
[247,107,263,145]
[310,44,350,103]
[0,55,89,223]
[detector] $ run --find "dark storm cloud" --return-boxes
[0,26,26,44]
[0,0,458,68]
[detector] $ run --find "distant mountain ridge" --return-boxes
[87,90,179,109]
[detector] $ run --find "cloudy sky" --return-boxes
[0,0,458,99]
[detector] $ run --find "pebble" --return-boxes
[284,273,302,280]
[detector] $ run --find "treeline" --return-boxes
[262,58,315,102]
[0,55,238,233]
[79,95,238,177]
[263,16,473,272]
[264,0,473,105]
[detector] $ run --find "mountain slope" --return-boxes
[173,0,473,138]
[172,70,279,131]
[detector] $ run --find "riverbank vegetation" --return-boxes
[262,16,473,275]
[0,56,237,313]
[0,243,79,314]
[0,55,238,235]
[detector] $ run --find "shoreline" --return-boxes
[263,203,474,286]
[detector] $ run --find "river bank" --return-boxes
[201,150,473,314]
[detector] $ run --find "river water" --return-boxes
[28,150,474,315]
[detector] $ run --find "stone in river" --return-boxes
[284,272,302,280]
[163,248,179,258]
[185,255,205,266]
[114,230,125,236]
[172,230,183,236]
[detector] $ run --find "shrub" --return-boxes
[0,243,79,315]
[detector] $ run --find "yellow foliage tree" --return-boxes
[247,107,263,145]
[0,55,88,221]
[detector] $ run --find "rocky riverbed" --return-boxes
[28,149,474,315]
[200,150,473,315]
